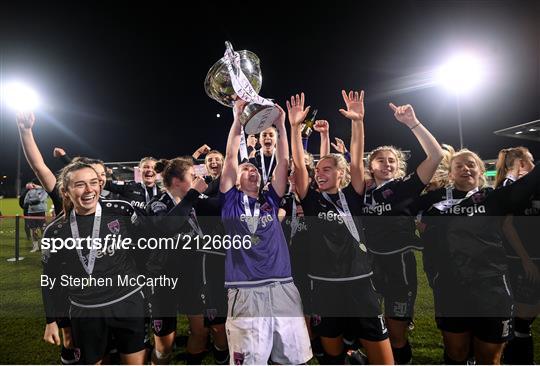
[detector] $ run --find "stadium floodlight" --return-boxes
[435,52,485,149]
[2,82,40,111]
[436,53,484,95]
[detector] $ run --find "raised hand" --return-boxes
[286,92,310,128]
[53,147,66,158]
[313,120,329,134]
[338,90,365,122]
[274,104,286,127]
[331,137,347,154]
[247,134,258,148]
[192,176,208,193]
[233,99,248,121]
[16,111,36,130]
[389,103,418,128]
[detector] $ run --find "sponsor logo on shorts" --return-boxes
[311,314,322,327]
[153,320,162,333]
[233,352,245,365]
[206,308,217,321]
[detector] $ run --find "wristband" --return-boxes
[410,122,421,130]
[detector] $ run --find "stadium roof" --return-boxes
[493,119,540,142]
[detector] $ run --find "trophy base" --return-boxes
[240,104,281,134]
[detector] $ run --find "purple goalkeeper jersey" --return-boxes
[221,184,292,288]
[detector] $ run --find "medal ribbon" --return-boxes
[322,190,360,243]
[260,149,275,185]
[223,42,274,107]
[71,203,102,275]
[242,194,260,234]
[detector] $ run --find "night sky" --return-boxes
[1,1,539,195]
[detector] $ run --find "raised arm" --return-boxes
[271,105,289,197]
[192,144,211,160]
[16,112,57,193]
[389,103,444,185]
[219,100,247,193]
[287,93,311,199]
[339,90,365,194]
[314,120,330,157]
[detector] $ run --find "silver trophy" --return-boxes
[204,42,280,134]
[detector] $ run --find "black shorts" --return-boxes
[69,291,146,364]
[508,257,540,305]
[56,317,71,329]
[371,250,418,319]
[27,212,45,229]
[178,251,205,315]
[436,317,514,344]
[432,274,514,343]
[309,277,387,341]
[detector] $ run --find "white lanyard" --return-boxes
[322,190,360,243]
[188,209,204,237]
[242,194,260,234]
[260,149,275,185]
[433,186,479,211]
[143,183,158,204]
[363,179,394,206]
[291,199,299,239]
[70,203,102,275]
[239,126,249,161]
[223,42,274,107]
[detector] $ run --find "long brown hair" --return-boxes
[154,157,194,188]
[57,161,98,214]
[366,145,407,180]
[494,147,530,188]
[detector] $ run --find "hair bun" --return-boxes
[154,159,169,174]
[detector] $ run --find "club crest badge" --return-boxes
[107,219,120,234]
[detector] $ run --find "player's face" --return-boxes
[450,154,481,191]
[179,166,196,193]
[205,153,223,178]
[370,150,398,182]
[90,163,107,189]
[260,128,277,153]
[141,160,157,186]
[237,163,261,192]
[315,158,342,193]
[64,168,101,215]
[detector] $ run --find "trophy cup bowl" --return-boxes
[204,46,280,134]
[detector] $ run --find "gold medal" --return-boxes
[250,234,260,245]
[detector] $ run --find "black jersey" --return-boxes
[143,190,223,272]
[418,164,540,281]
[362,172,425,254]
[300,185,371,281]
[47,187,63,216]
[105,180,159,209]
[280,192,310,275]
[249,150,276,185]
[41,200,141,322]
[204,176,221,197]
[499,176,540,259]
